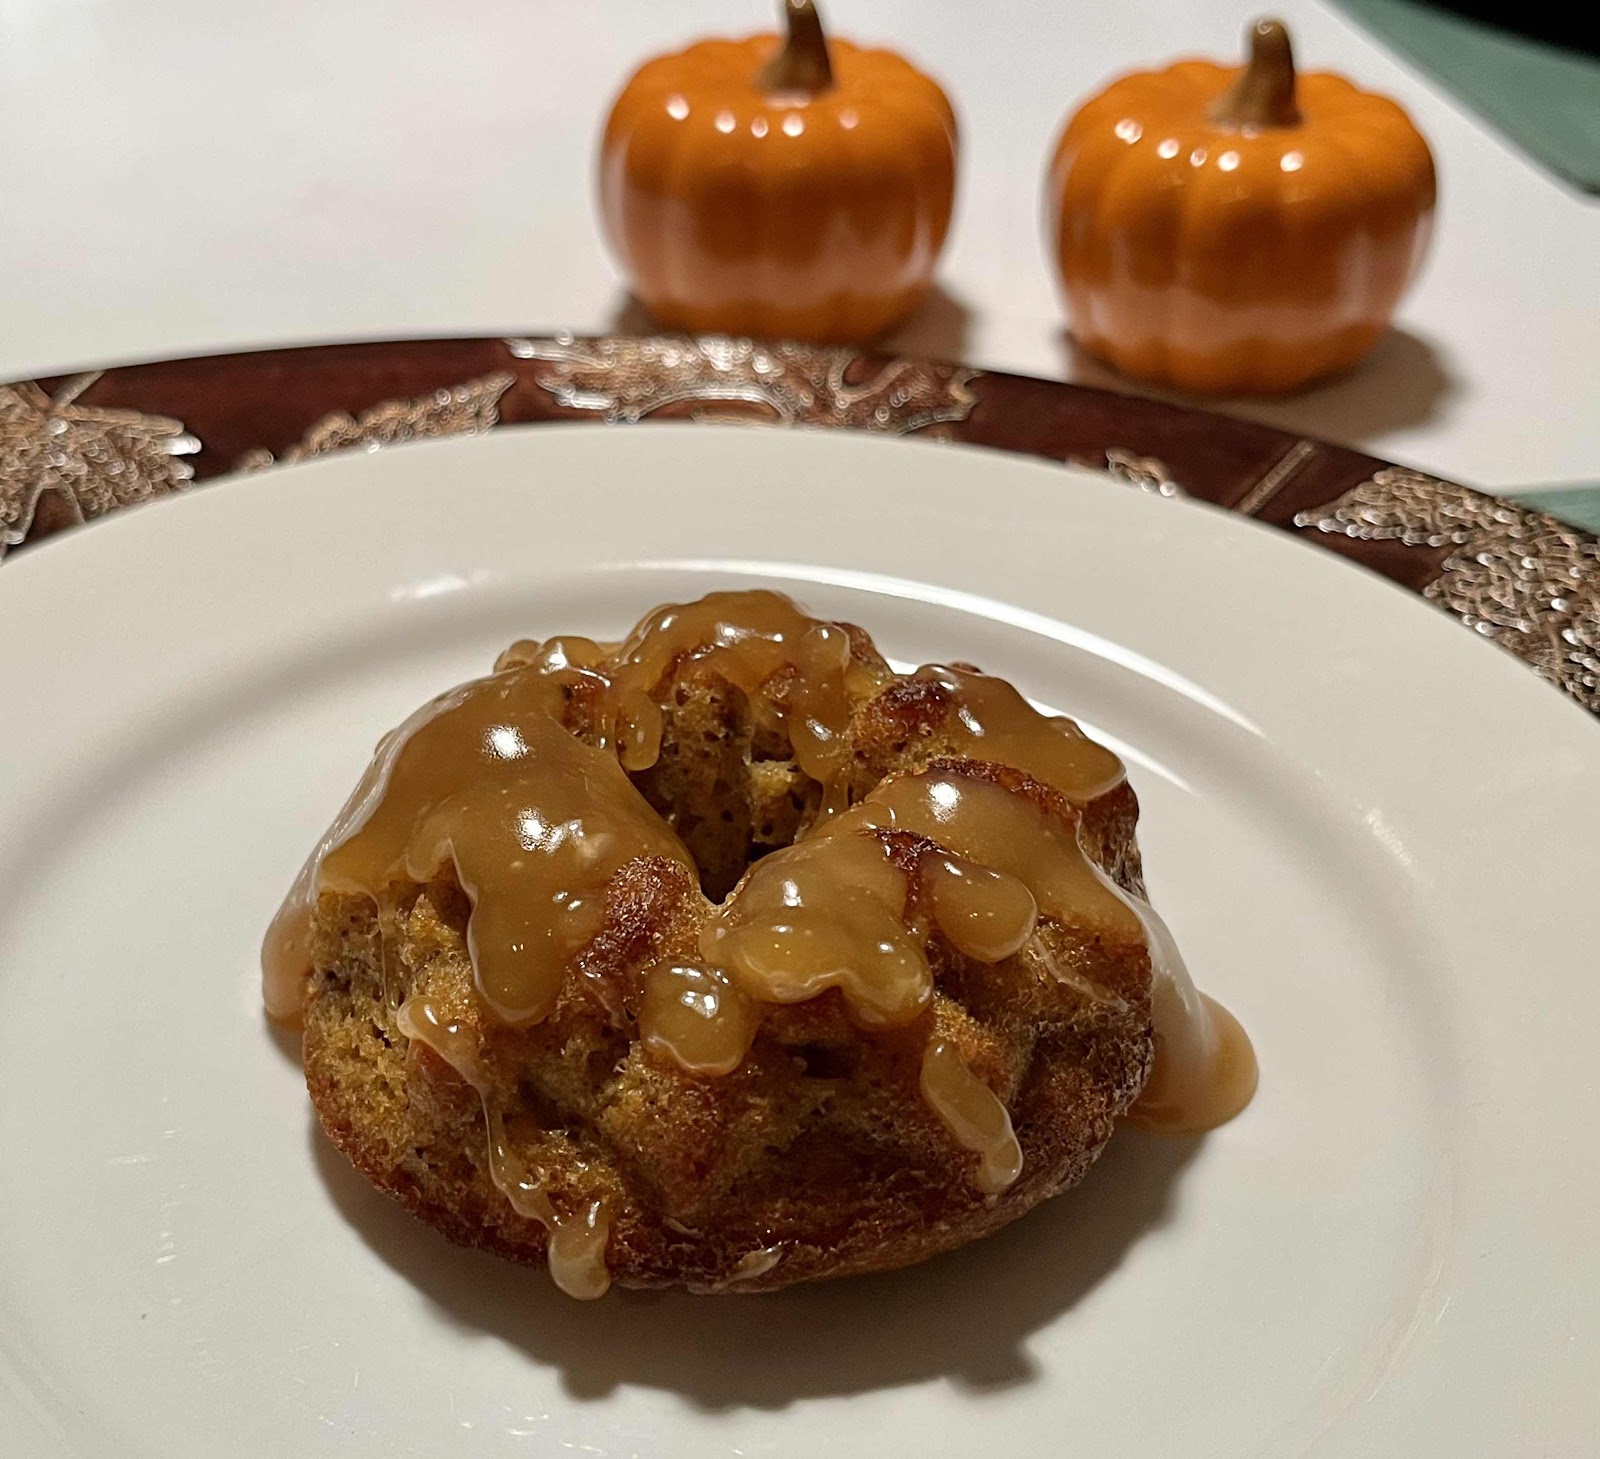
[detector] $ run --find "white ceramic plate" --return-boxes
[1,425,1596,1457]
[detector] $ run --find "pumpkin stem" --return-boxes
[1209,18,1302,129]
[756,0,834,94]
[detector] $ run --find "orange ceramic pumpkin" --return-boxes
[599,0,957,344]
[1047,19,1436,395]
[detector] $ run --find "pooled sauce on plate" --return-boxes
[265,589,1255,1295]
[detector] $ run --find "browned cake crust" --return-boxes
[300,635,1155,1293]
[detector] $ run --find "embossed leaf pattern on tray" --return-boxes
[0,376,199,561]
[1295,467,1600,714]
[1069,447,1186,497]
[507,334,979,434]
[235,373,516,472]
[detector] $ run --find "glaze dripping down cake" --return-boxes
[264,590,1255,1298]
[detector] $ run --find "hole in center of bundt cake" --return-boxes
[623,672,821,903]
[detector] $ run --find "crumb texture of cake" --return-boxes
[264,589,1255,1298]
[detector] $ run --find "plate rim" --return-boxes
[4,332,1595,723]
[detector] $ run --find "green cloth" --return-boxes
[1334,0,1600,192]
[1513,485,1600,533]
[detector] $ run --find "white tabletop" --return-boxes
[1,0,1595,491]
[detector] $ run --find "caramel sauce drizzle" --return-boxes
[823,771,1143,946]
[712,1244,785,1290]
[264,589,1256,1295]
[262,689,476,1023]
[1096,880,1259,1134]
[318,673,693,1026]
[923,854,1037,963]
[919,1040,1025,1195]
[395,995,482,1087]
[485,1108,613,1302]
[501,590,890,805]
[397,994,614,1300]
[641,768,1150,1191]
[910,664,1127,804]
[700,831,929,1026]
[638,961,761,1076]
[608,592,889,802]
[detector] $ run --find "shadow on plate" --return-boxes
[879,281,974,363]
[310,1114,1197,1410]
[265,1015,302,1065]
[1061,325,1458,448]
[605,283,974,363]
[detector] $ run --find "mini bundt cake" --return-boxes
[263,590,1253,1298]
